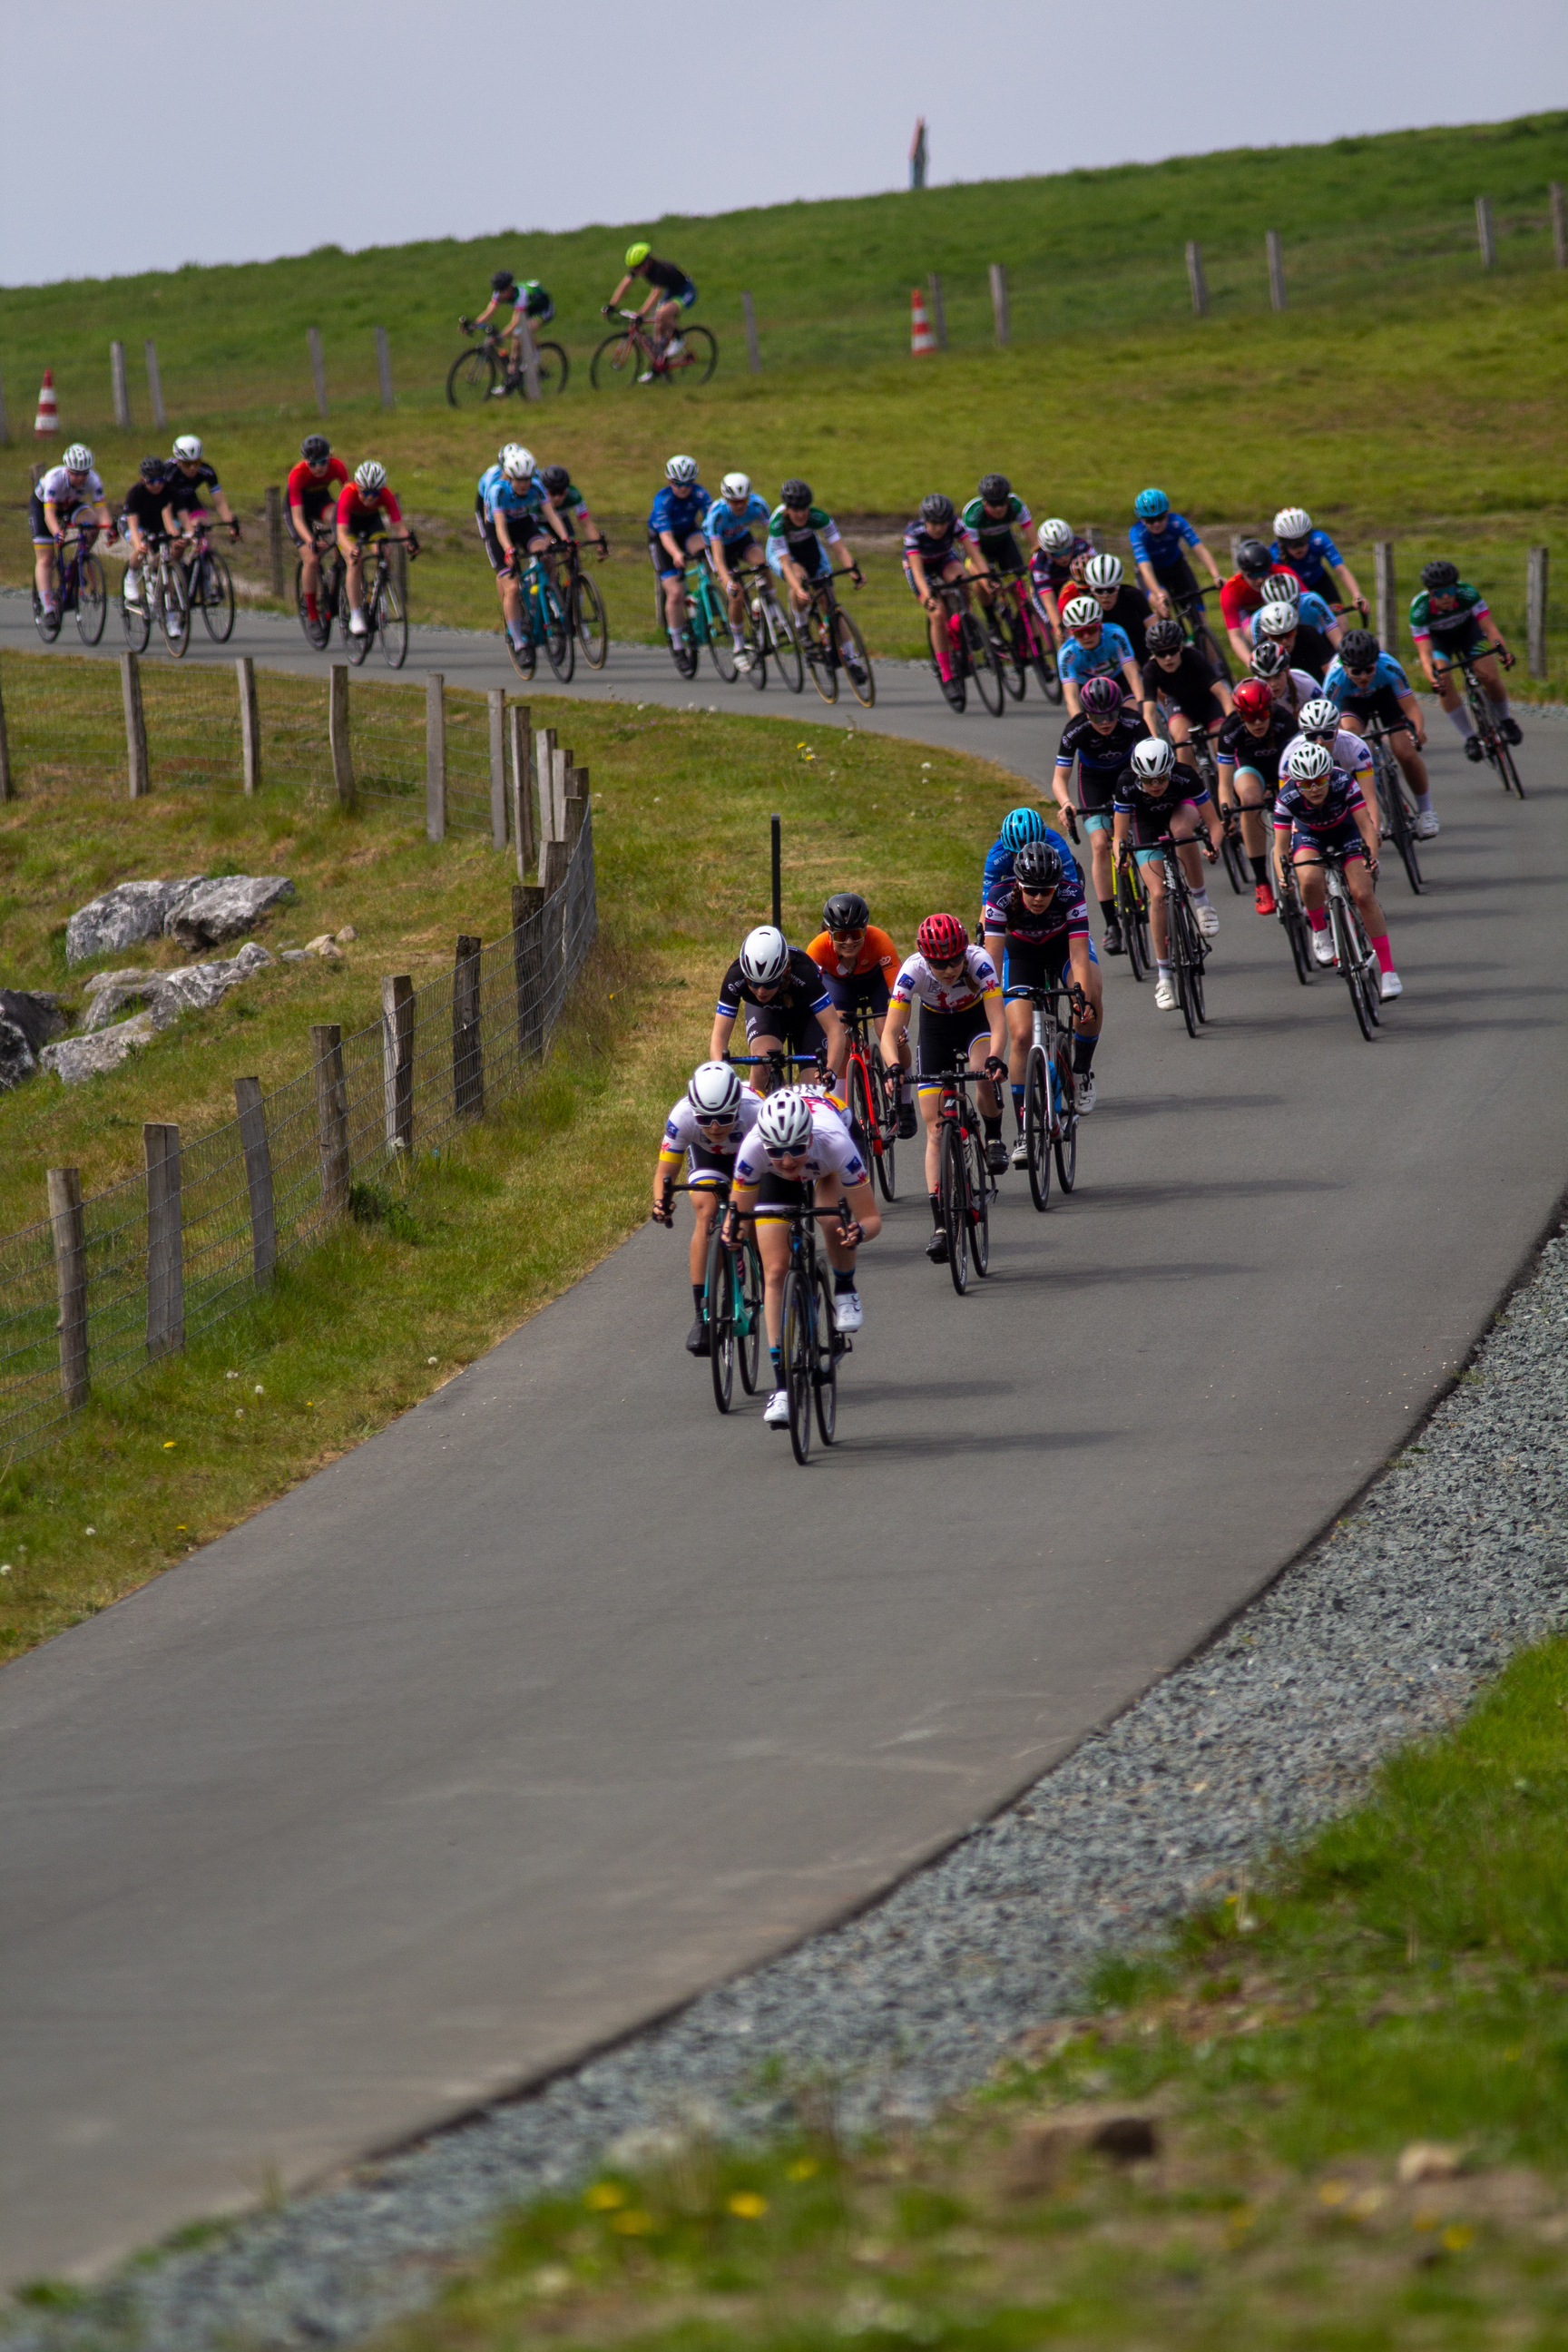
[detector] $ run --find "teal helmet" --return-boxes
[1134,486,1170,519]
[1000,807,1046,852]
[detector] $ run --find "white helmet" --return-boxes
[757,1091,813,1152]
[1298,697,1340,734]
[500,444,535,480]
[738,925,790,986]
[172,434,202,462]
[1037,517,1073,554]
[63,443,93,472]
[355,459,387,494]
[1131,737,1174,780]
[1263,570,1300,606]
[1083,552,1123,592]
[1061,594,1101,629]
[1274,505,1312,541]
[687,1061,743,1119]
[666,453,699,484]
[720,471,750,500]
[1285,740,1333,783]
[1255,602,1298,639]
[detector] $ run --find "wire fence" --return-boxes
[0,818,596,1465]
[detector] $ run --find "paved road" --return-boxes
[2,602,1564,2282]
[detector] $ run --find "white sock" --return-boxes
[1191,887,1210,909]
[1496,693,1511,720]
[1446,704,1470,738]
[126,566,141,597]
[1415,789,1433,814]
[731,625,745,650]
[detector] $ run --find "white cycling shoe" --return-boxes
[834,1290,864,1334]
[1154,975,1177,1010]
[1311,928,1337,967]
[1010,1137,1031,1169]
[1379,969,1403,1000]
[1195,904,1220,938]
[1074,1070,1097,1113]
[734,649,753,673]
[764,1389,791,1427]
[1415,810,1440,839]
[348,611,369,637]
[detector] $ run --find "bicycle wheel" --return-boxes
[869,1048,897,1200]
[1031,627,1063,702]
[780,1269,813,1465]
[1052,1045,1079,1192]
[1189,932,1209,1026]
[962,610,1005,716]
[1171,899,1200,1038]
[707,592,739,683]
[939,1120,970,1297]
[159,562,190,658]
[1219,819,1248,896]
[1283,896,1314,985]
[1332,901,1376,1040]
[993,603,1026,701]
[745,604,769,691]
[1377,759,1422,894]
[32,584,62,644]
[766,599,804,693]
[377,570,408,669]
[1019,1047,1048,1211]
[446,346,499,407]
[847,1054,874,1168]
[812,1263,838,1446]
[74,555,106,645]
[673,325,718,385]
[1115,865,1146,982]
[570,571,608,669]
[1193,615,1231,681]
[590,331,641,390]
[506,619,536,678]
[737,1234,764,1395]
[804,603,838,703]
[119,573,151,652]
[705,1221,737,1415]
[543,580,573,681]
[342,578,371,666]
[830,604,875,709]
[1495,731,1525,799]
[200,548,236,642]
[965,1124,992,1276]
[531,341,569,396]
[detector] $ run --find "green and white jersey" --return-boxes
[961,491,1033,555]
[1408,580,1489,643]
[766,503,840,571]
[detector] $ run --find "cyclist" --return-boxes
[1408,559,1521,761]
[1252,571,1339,679]
[477,446,569,656]
[1050,681,1152,953]
[539,465,608,556]
[1214,675,1298,915]
[725,1088,880,1422]
[162,435,240,541]
[704,471,771,668]
[903,493,980,709]
[1220,534,1292,668]
[1250,636,1318,727]
[1270,506,1365,617]
[604,241,697,373]
[1028,516,1094,644]
[710,924,848,1094]
[1290,693,1377,797]
[1272,739,1400,999]
[1078,550,1155,664]
[1112,739,1225,1009]
[983,838,1103,1142]
[961,473,1033,639]
[31,444,115,620]
[805,892,911,1132]
[287,434,349,633]
[1142,614,1233,779]
[648,455,711,676]
[651,1061,763,1357]
[767,480,861,654]
[118,456,180,615]
[464,268,554,387]
[882,914,1010,1259]
[336,461,418,637]
[1057,594,1152,723]
[1250,597,1330,687]
[1129,488,1225,621]
[1321,629,1436,833]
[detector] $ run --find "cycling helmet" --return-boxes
[780,478,812,507]
[1080,674,1123,715]
[1235,535,1272,579]
[1255,602,1298,640]
[665,454,699,485]
[63,443,93,473]
[1338,629,1380,669]
[1131,737,1175,781]
[977,472,1012,505]
[1298,696,1340,735]
[1083,552,1123,592]
[500,444,535,480]
[1285,740,1334,783]
[1263,570,1300,606]
[625,241,652,269]
[1273,505,1312,542]
[1134,487,1171,520]
[1232,678,1274,718]
[138,456,169,484]
[919,492,956,530]
[738,925,790,986]
[300,434,331,463]
[492,267,517,292]
[1421,558,1460,592]
[1250,641,1289,679]
[354,460,387,495]
[172,434,202,462]
[999,806,1046,851]
[916,912,967,964]
[822,891,870,934]
[1012,842,1063,892]
[540,464,571,496]
[757,1090,814,1153]
[720,471,751,500]
[1144,617,1184,655]
[1062,594,1102,630]
[1036,517,1073,554]
[687,1061,744,1121]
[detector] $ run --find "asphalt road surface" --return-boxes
[2,600,1563,2283]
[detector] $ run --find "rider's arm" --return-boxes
[1270,810,1293,887]
[1051,753,1076,826]
[1199,794,1225,855]
[1330,558,1364,608]
[983,986,1007,1063]
[661,525,687,566]
[652,1145,682,1219]
[1478,603,1510,657]
[537,496,570,544]
[906,549,931,602]
[1351,794,1380,865]
[1410,625,1438,688]
[1123,657,1155,720]
[605,273,632,309]
[1190,535,1224,587]
[815,1001,848,1082]
[1112,810,1133,861]
[43,499,64,539]
[831,535,856,573]
[1396,689,1426,744]
[879,996,912,1068]
[710,1005,738,1063]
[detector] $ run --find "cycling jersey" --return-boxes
[163,461,221,519]
[1112,770,1211,851]
[960,493,1033,564]
[705,492,770,544]
[648,483,709,544]
[1269,526,1342,596]
[1215,705,1297,787]
[1058,622,1136,686]
[902,515,975,569]
[1053,711,1152,812]
[1408,583,1489,643]
[1273,769,1367,839]
[1095,584,1154,662]
[1293,588,1338,635]
[544,479,591,533]
[892,945,1000,1016]
[768,504,841,575]
[1322,652,1412,705]
[1268,667,1325,722]
[1146,642,1223,722]
[1029,536,1093,599]
[731,1101,867,1193]
[477,464,544,525]
[35,464,105,511]
[983,873,1091,948]
[337,483,403,535]
[633,254,694,299]
[1129,511,1200,572]
[1220,564,1301,633]
[287,456,348,522]
[1285,726,1373,784]
[982,827,1084,908]
[494,279,554,321]
[807,926,899,984]
[661,1086,762,1162]
[121,481,172,539]
[714,946,831,1023]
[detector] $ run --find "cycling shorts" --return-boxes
[650,531,704,581]
[481,516,547,573]
[819,969,890,1021]
[1288,817,1367,865]
[1150,553,1201,605]
[749,1169,812,1219]
[903,554,965,598]
[772,543,831,585]
[1159,681,1228,730]
[666,279,698,309]
[1338,683,1410,732]
[1429,624,1493,671]
[916,1003,992,1086]
[976,534,1024,577]
[741,1003,828,1070]
[1082,808,1114,835]
[1000,939,1073,999]
[30,495,96,548]
[1132,811,1206,868]
[685,1141,735,1191]
[710,533,759,566]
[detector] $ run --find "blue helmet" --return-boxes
[999,806,1046,852]
[1134,486,1170,520]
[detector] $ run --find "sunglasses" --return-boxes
[763,1142,808,1161]
[828,926,866,944]
[694,1110,734,1129]
[926,953,966,971]
[1018,884,1057,900]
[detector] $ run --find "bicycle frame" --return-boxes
[1017,985,1081,1210]
[729,1196,848,1463]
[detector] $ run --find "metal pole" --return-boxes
[1475,194,1496,270]
[143,339,166,430]
[741,289,761,374]
[265,485,286,599]
[770,813,781,931]
[926,272,948,350]
[1185,240,1209,316]
[1266,230,1287,312]
[111,340,132,428]
[1374,542,1396,658]
[374,325,394,409]
[988,262,1010,347]
[307,326,328,418]
[1527,545,1549,679]
[1551,181,1567,270]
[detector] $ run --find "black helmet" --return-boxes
[780,477,812,508]
[541,464,570,496]
[1339,628,1380,669]
[920,492,956,530]
[1236,535,1272,579]
[1421,558,1460,592]
[138,455,169,483]
[1250,641,1289,678]
[822,891,870,934]
[491,267,517,292]
[978,473,1011,504]
[1013,842,1063,893]
[1144,617,1184,655]
[300,434,330,462]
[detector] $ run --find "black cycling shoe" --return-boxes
[684,1317,710,1357]
[1464,734,1485,762]
[941,677,965,710]
[1501,715,1523,746]
[925,1230,950,1264]
[896,1102,917,1140]
[1102,919,1124,955]
[673,642,698,679]
[985,1138,1009,1175]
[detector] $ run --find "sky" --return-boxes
[4,0,1565,285]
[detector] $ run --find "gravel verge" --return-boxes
[10,1216,1565,2351]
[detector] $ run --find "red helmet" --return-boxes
[1233,677,1274,718]
[917,912,968,964]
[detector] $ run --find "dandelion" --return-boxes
[176,1525,186,1532]
[610,2210,654,2235]
[84,1526,96,1536]
[254,1385,264,1396]
[163,1440,176,1450]
[226,1370,239,1381]
[235,1408,244,1418]
[786,2158,818,2181]
[0,1565,10,1577]
[728,2192,768,2220]
[427,1356,438,1366]
[1443,2224,1474,2252]
[584,2183,625,2211]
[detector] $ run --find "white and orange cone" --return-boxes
[910,289,937,357]
[34,368,58,436]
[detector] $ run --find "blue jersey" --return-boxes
[704,491,769,544]
[981,828,1083,914]
[648,483,710,541]
[477,464,542,524]
[1129,511,1200,570]
[1322,652,1410,706]
[1269,527,1342,595]
[1058,622,1135,685]
[1296,588,1338,634]
[1274,769,1367,838]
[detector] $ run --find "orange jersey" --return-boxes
[806,925,899,982]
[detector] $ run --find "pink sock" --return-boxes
[1308,909,1328,933]
[1373,934,1394,974]
[935,642,953,681]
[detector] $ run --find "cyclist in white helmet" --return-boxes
[336,459,418,636]
[651,1061,764,1356]
[475,445,570,655]
[710,924,848,1094]
[704,471,772,670]
[30,445,115,620]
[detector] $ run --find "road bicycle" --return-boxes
[120,534,189,657]
[980,567,1061,702]
[1302,847,1383,1041]
[728,1046,829,1099]
[1171,587,1231,681]
[296,524,346,650]
[1274,851,1316,987]
[177,518,236,644]
[652,547,732,681]
[738,566,804,693]
[842,1004,898,1201]
[591,309,718,390]
[447,321,569,407]
[34,528,107,648]
[928,577,1006,716]
[1110,836,1152,981]
[1129,835,1211,1038]
[556,534,610,670]
[1017,984,1084,1213]
[800,569,875,708]
[662,1179,764,1416]
[930,1063,996,1297]
[1433,650,1524,799]
[340,535,411,670]
[505,550,573,680]
[730,1198,848,1465]
[1360,720,1423,894]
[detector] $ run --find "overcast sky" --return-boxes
[5,0,1564,285]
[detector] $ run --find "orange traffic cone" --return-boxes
[34,368,58,436]
[910,288,937,357]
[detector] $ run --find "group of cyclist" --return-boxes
[645,456,859,677]
[29,437,240,625]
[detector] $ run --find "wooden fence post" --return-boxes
[1374,542,1397,657]
[110,339,132,429]
[381,974,415,1152]
[1527,546,1550,679]
[426,673,447,841]
[1185,240,1209,316]
[534,725,558,841]
[988,263,1010,347]
[1266,230,1287,311]
[47,1168,89,1410]
[0,369,11,446]
[515,311,542,402]
[488,687,508,849]
[511,881,545,1059]
[143,339,166,430]
[237,655,260,793]
[509,703,534,877]
[328,662,354,807]
[1475,194,1496,270]
[374,325,395,409]
[741,289,761,373]
[564,766,588,849]
[540,838,570,897]
[1552,181,1567,270]
[122,651,150,799]
[265,485,286,598]
[0,663,12,801]
[453,936,484,1117]
[233,1076,276,1288]
[537,845,568,1032]
[144,1123,183,1359]
[310,1024,349,1222]
[926,272,948,349]
[307,326,328,417]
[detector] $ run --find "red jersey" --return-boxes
[336,482,403,533]
[1220,563,1302,634]
[287,456,348,512]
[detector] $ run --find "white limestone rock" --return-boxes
[65,878,206,967]
[164,876,296,950]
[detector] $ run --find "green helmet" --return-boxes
[625,240,651,269]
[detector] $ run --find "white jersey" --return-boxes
[35,465,105,509]
[661,1083,761,1161]
[733,1100,867,1191]
[1285,726,1373,784]
[1269,667,1323,720]
[891,944,1000,1015]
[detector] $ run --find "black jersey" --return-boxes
[163,461,221,519]
[1216,705,1295,789]
[1100,584,1154,662]
[121,480,172,537]
[1148,642,1222,722]
[1112,766,1211,849]
[1054,709,1152,811]
[714,945,832,1022]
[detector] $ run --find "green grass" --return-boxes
[362,1639,1568,2351]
